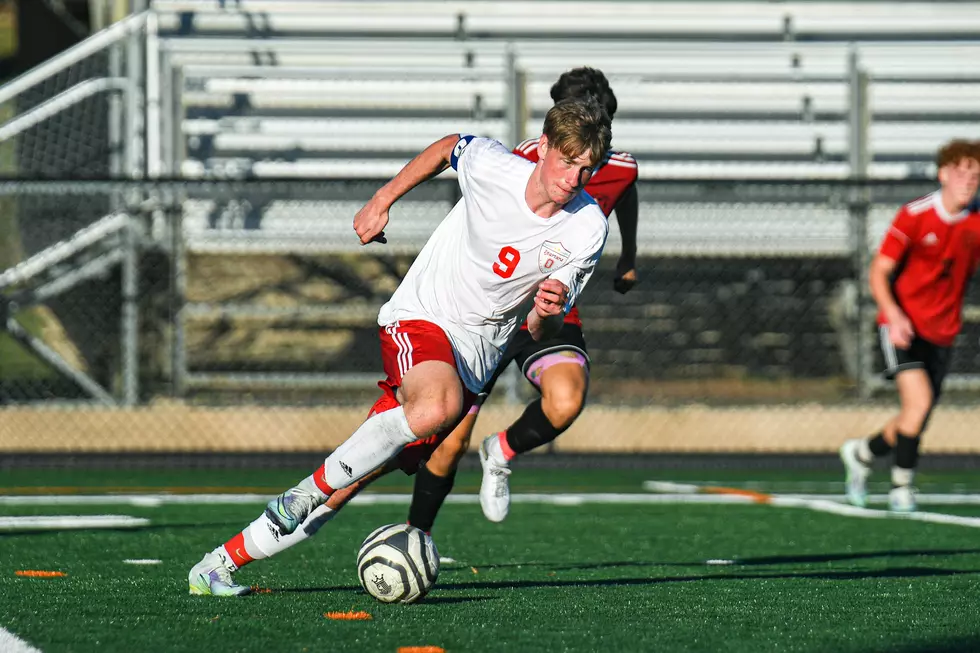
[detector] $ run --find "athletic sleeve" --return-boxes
[879,207,917,261]
[449,134,476,171]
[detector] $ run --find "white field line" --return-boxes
[0,627,43,653]
[642,481,980,505]
[646,481,980,528]
[0,515,150,531]
[122,559,162,565]
[0,493,756,507]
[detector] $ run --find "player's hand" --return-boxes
[353,198,389,245]
[614,265,638,294]
[887,309,914,349]
[533,279,569,318]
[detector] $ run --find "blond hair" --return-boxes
[542,95,611,168]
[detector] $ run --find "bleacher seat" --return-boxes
[145,0,980,253]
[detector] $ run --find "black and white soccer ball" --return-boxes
[356,523,439,604]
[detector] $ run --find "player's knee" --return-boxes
[542,387,585,430]
[414,389,463,436]
[897,405,932,435]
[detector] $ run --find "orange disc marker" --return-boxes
[324,611,373,621]
[398,647,445,653]
[15,570,66,578]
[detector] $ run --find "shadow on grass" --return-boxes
[265,566,978,594]
[270,586,494,605]
[437,566,979,591]
[463,548,980,572]
[892,636,980,653]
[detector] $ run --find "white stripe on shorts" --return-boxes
[389,326,413,378]
[879,325,898,370]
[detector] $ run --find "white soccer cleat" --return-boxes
[188,550,251,597]
[839,439,871,508]
[479,434,512,523]
[889,485,917,513]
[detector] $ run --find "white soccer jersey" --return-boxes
[377,135,609,393]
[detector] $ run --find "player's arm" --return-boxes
[526,279,569,342]
[869,253,913,348]
[872,208,917,348]
[612,183,639,294]
[353,134,459,245]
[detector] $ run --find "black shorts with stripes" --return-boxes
[878,325,952,399]
[477,322,589,402]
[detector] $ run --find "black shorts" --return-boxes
[480,322,590,400]
[878,325,952,400]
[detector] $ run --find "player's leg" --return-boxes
[841,326,923,507]
[480,324,590,522]
[189,321,464,595]
[264,321,464,538]
[888,343,949,512]
[262,358,461,537]
[405,399,482,533]
[188,463,395,597]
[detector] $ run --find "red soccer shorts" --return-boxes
[369,320,478,474]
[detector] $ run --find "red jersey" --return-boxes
[877,190,980,346]
[513,137,638,327]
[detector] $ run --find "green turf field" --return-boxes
[2,467,980,653]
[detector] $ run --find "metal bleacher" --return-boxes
[144,0,980,258]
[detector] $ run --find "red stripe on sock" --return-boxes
[223,532,254,568]
[313,464,335,495]
[498,431,517,461]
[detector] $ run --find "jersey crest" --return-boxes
[538,240,571,273]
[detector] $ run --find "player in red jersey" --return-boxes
[840,139,980,512]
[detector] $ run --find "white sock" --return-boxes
[857,439,874,465]
[241,504,338,559]
[891,466,914,487]
[214,545,239,572]
[324,406,419,490]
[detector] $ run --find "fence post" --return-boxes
[120,12,145,405]
[504,47,527,149]
[847,46,872,400]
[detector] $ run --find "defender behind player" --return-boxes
[840,140,980,512]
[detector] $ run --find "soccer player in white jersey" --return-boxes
[188,95,612,596]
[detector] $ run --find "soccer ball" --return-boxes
[356,523,439,604]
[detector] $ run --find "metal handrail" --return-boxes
[0,12,146,106]
[0,78,130,142]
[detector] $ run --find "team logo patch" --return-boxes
[538,240,571,273]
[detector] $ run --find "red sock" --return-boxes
[497,431,517,461]
[223,532,254,568]
[312,464,335,495]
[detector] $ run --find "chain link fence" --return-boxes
[1,178,978,455]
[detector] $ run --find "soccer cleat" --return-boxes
[479,434,512,523]
[265,478,325,537]
[839,439,871,508]
[889,485,917,513]
[188,550,251,597]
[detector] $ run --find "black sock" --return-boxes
[868,433,893,457]
[407,463,456,533]
[504,398,566,455]
[894,431,921,476]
